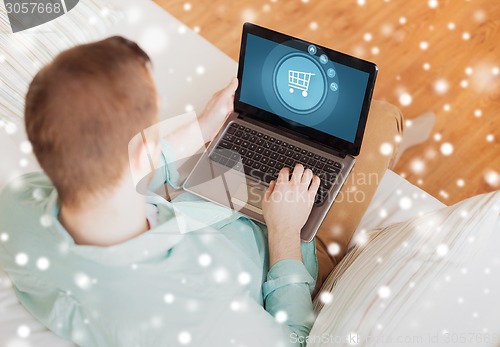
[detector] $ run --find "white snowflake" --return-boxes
[19,141,32,154]
[5,122,17,134]
[15,253,29,266]
[164,293,174,304]
[410,158,425,174]
[484,170,499,187]
[473,9,487,23]
[241,8,256,22]
[17,325,31,338]
[40,214,53,228]
[213,267,228,283]
[140,26,169,54]
[19,159,28,168]
[319,291,333,304]
[198,253,212,267]
[399,197,412,210]
[378,285,391,299]
[428,0,438,8]
[74,272,92,290]
[434,79,449,94]
[380,23,393,36]
[354,231,368,246]
[398,92,412,106]
[178,331,192,345]
[230,300,240,311]
[238,272,251,285]
[36,257,50,271]
[327,242,341,256]
[440,142,454,156]
[379,142,394,156]
[125,6,143,24]
[195,65,205,75]
[419,41,429,50]
[436,244,449,257]
[100,7,110,17]
[275,310,288,323]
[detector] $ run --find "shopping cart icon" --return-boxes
[288,70,315,97]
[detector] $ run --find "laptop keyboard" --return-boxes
[209,122,343,205]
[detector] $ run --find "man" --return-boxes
[0,37,402,346]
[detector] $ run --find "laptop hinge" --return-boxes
[337,150,348,159]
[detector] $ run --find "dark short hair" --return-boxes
[25,36,158,206]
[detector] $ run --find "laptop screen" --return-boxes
[238,32,372,146]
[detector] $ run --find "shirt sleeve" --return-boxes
[262,259,316,346]
[147,139,181,192]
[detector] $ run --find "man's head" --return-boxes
[25,36,158,207]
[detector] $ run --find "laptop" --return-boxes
[183,23,377,242]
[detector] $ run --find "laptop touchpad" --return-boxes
[231,184,265,214]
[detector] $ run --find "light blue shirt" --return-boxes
[0,140,318,346]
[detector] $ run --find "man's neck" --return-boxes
[59,175,149,247]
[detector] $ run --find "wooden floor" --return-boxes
[154,0,500,205]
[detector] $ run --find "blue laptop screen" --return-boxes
[239,33,370,144]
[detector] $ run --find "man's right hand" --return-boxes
[262,164,320,267]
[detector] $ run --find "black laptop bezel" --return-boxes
[234,22,378,156]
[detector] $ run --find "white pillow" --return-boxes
[0,0,122,126]
[309,191,500,347]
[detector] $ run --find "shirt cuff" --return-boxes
[262,259,315,301]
